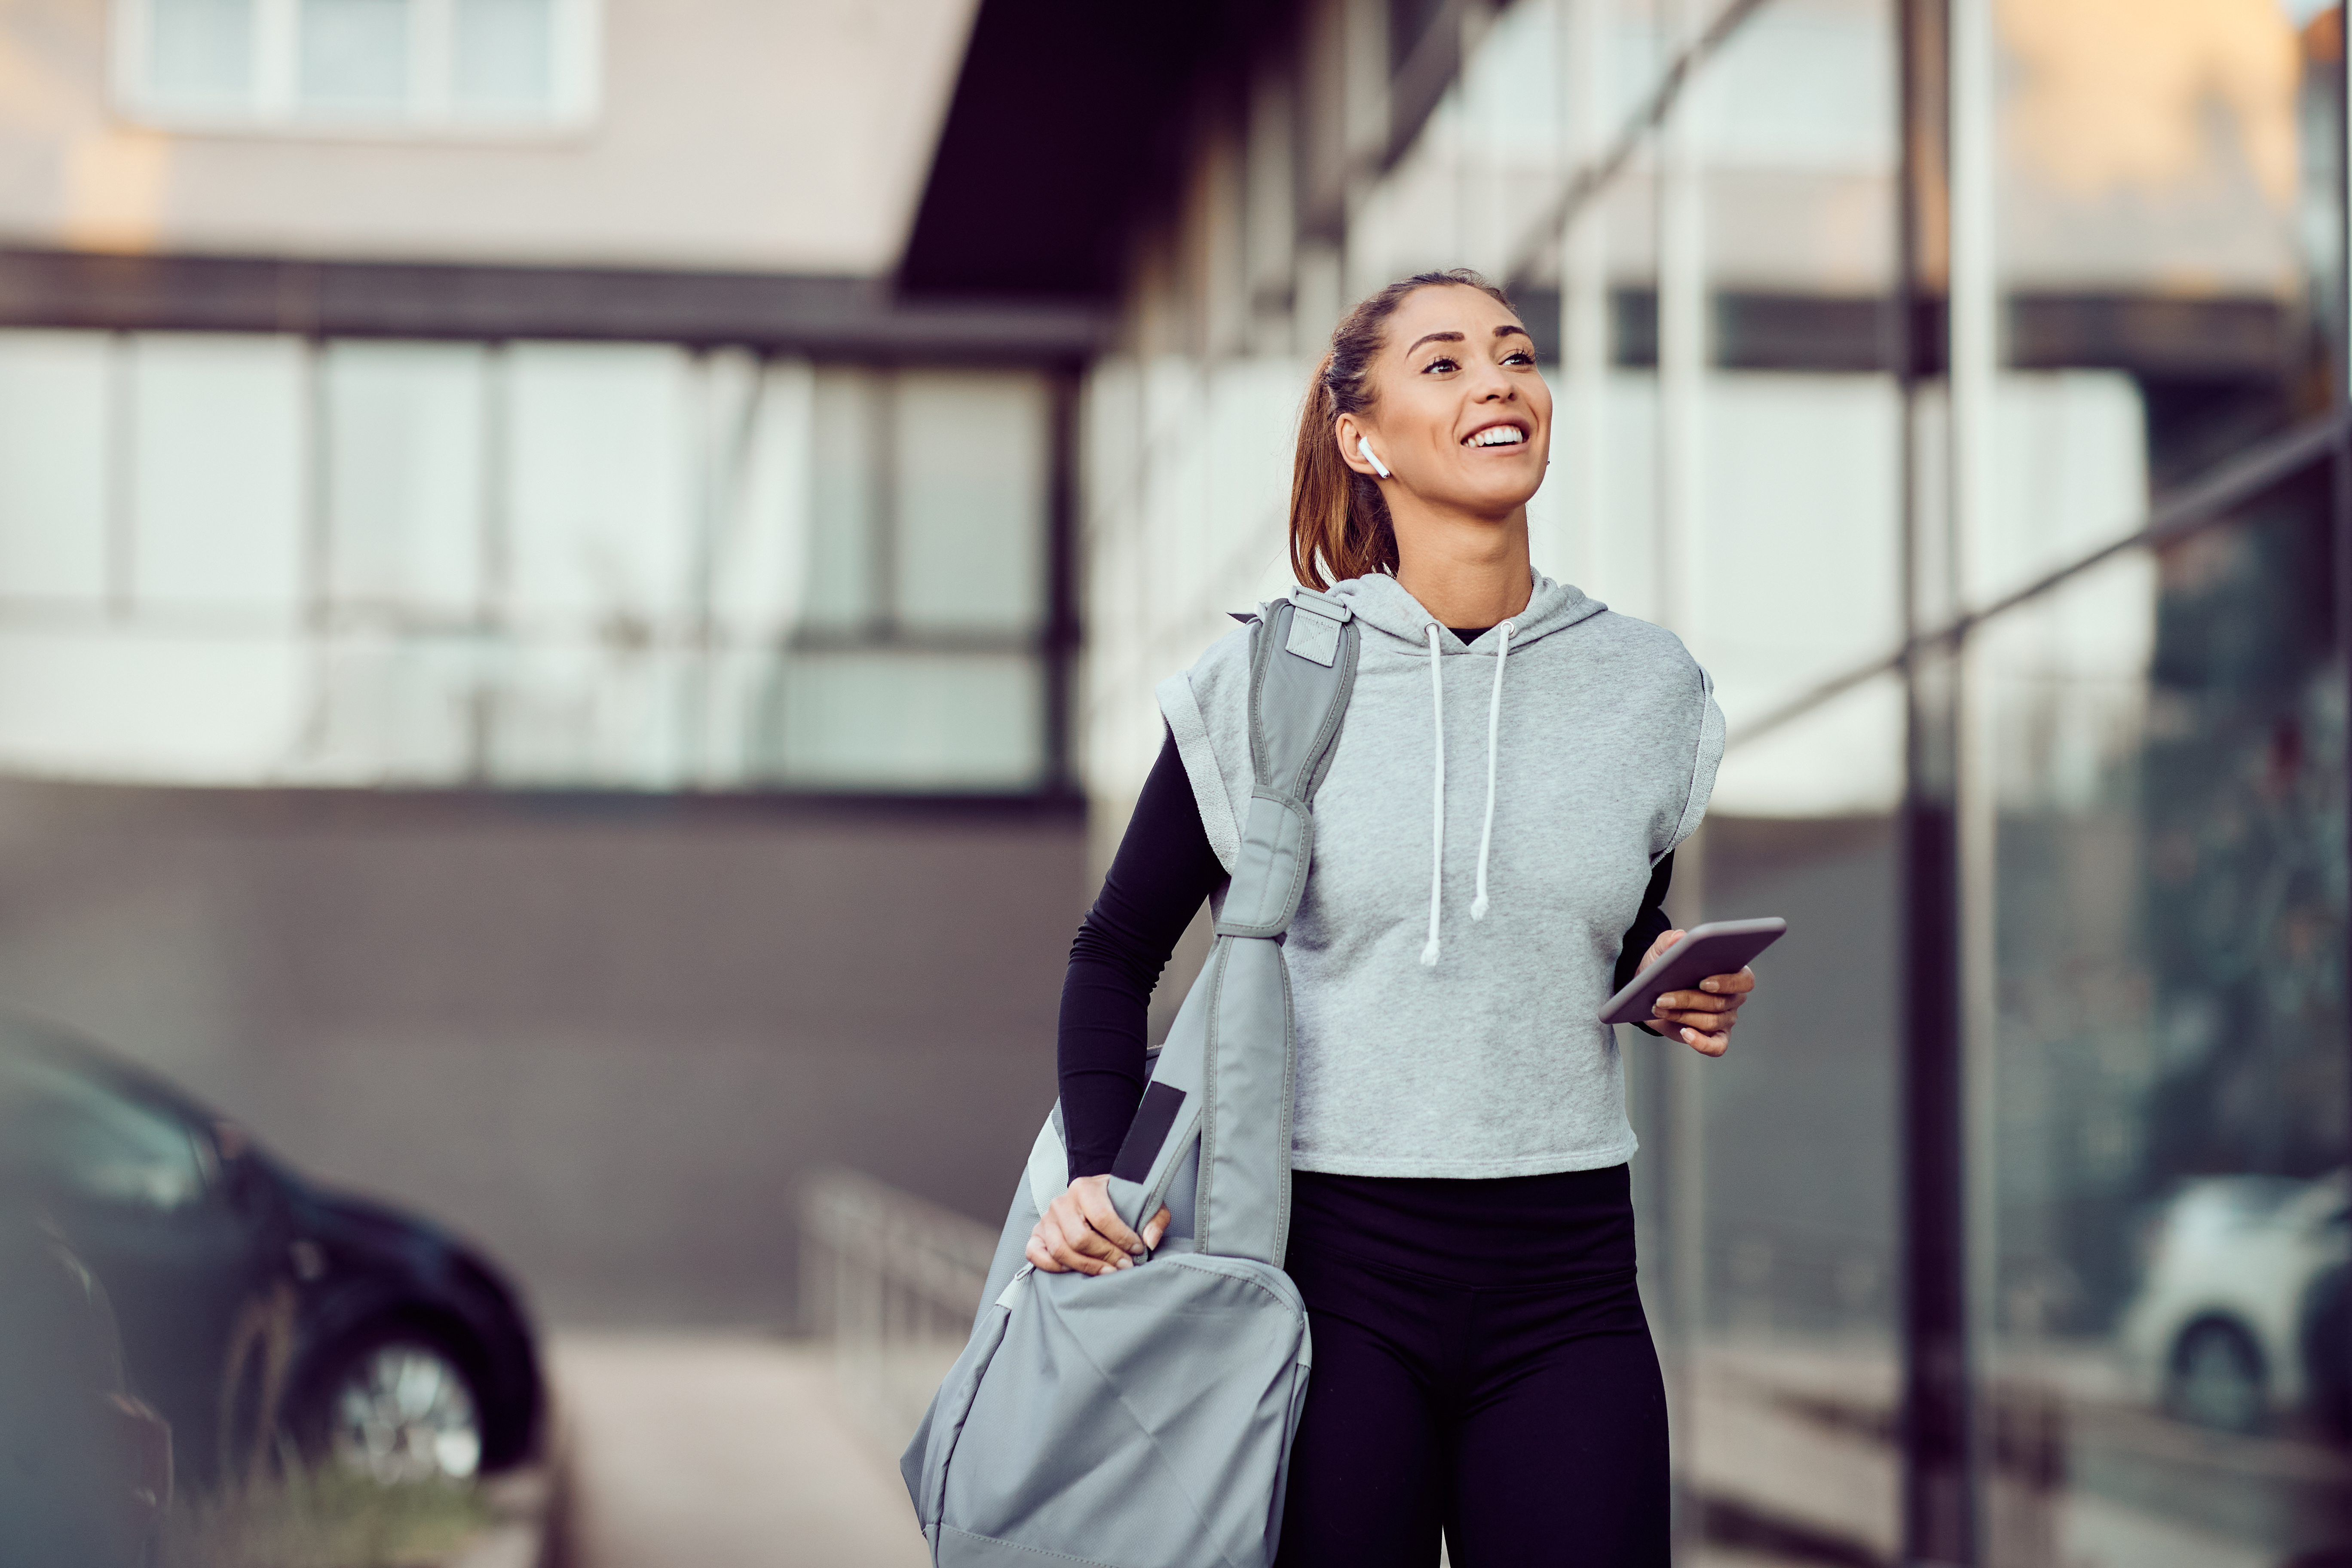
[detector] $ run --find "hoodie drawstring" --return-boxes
[1471,620,1513,920]
[1419,623,1446,966]
[1421,619,1515,964]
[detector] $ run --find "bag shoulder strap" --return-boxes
[1251,588,1356,803]
[1107,592,1357,1264]
[1212,593,1356,940]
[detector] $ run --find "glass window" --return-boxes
[0,333,110,606]
[894,371,1048,636]
[0,627,308,784]
[324,340,488,618]
[804,368,886,632]
[0,331,1057,794]
[0,1053,208,1213]
[146,0,255,107]
[505,342,694,635]
[1580,161,1666,622]
[1965,4,2351,1549]
[1686,0,1903,727]
[1076,0,2352,1561]
[299,0,410,111]
[1980,483,2346,1564]
[707,355,817,651]
[451,0,554,113]
[128,334,305,619]
[769,651,1045,793]
[1711,669,1904,821]
[478,640,691,788]
[300,633,481,782]
[1700,0,1894,178]
[1669,675,1906,1565]
[115,0,597,129]
[1690,373,1903,719]
[1980,0,2335,607]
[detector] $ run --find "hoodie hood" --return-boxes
[1323,571,1608,652]
[1313,571,1614,965]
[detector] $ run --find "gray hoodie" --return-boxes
[1156,572,1724,1179]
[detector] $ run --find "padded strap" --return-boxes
[1211,791,1313,938]
[1249,600,1359,804]
[1216,601,1357,939]
[1109,600,1357,1270]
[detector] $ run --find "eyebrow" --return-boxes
[1406,323,1533,355]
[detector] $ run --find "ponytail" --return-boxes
[1286,268,1515,590]
[1288,356,1394,589]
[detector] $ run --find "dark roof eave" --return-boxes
[897,0,1269,299]
[0,247,1109,359]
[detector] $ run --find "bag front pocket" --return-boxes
[939,1255,1310,1568]
[916,1268,1026,1540]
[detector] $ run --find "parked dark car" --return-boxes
[0,1012,543,1490]
[0,1205,172,1567]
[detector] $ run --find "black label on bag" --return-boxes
[1111,1081,1185,1184]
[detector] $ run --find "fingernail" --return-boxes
[1115,1256,1132,1269]
[1683,1028,1698,1043]
[1701,978,1718,992]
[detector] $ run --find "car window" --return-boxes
[0,1052,208,1213]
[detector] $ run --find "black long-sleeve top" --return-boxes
[1057,633,1678,1179]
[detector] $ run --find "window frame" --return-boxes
[110,0,604,138]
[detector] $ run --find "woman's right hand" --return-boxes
[1026,1175,1172,1275]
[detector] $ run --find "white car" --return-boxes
[2115,1172,2348,1431]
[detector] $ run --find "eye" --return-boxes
[1503,349,1536,367]
[1419,355,1461,374]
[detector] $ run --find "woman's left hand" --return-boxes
[1636,928,1754,1057]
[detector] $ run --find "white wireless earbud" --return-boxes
[1357,437,1392,480]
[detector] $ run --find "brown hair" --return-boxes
[1288,268,1517,590]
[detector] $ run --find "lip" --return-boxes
[1459,417,1532,449]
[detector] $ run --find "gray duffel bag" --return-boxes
[900,590,1360,1568]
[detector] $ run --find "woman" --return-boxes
[1030,270,1755,1565]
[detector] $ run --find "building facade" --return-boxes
[0,0,1098,1326]
[908,0,2352,1562]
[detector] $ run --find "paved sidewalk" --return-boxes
[552,1332,930,1568]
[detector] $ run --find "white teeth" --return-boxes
[1467,426,1525,447]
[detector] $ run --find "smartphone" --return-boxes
[1598,918,1786,1027]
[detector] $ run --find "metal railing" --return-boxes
[801,1167,998,1455]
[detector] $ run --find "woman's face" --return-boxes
[1340,285,1552,522]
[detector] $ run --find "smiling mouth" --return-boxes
[1464,425,1527,448]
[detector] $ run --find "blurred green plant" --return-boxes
[156,1467,488,1568]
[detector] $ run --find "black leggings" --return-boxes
[1274,1165,1669,1568]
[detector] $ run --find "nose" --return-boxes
[1467,361,1516,401]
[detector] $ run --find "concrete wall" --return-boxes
[0,0,975,270]
[0,782,1085,1326]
